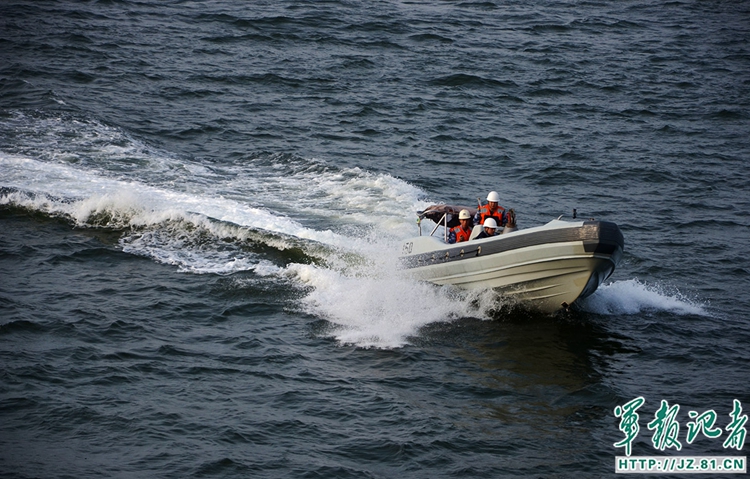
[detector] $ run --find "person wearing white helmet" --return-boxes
[448,209,473,244]
[474,190,506,227]
[475,217,499,239]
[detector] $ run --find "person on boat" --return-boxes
[474,218,498,240]
[474,191,506,227]
[447,209,473,244]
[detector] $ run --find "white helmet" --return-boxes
[458,209,471,220]
[483,218,498,229]
[487,191,500,203]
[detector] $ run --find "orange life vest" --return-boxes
[450,225,472,243]
[477,204,505,226]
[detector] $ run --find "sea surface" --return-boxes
[1,1,749,478]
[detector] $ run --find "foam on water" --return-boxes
[1,111,428,232]
[1,155,339,275]
[284,264,501,349]
[579,278,710,317]
[1,114,481,347]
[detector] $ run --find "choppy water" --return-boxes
[1,1,749,477]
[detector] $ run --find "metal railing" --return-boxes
[418,212,449,242]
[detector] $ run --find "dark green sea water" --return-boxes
[1,1,749,477]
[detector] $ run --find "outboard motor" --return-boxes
[502,209,518,234]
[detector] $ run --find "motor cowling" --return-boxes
[502,208,518,234]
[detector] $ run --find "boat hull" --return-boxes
[399,220,624,313]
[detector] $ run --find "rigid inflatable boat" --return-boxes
[399,205,624,313]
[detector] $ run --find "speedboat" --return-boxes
[398,205,624,313]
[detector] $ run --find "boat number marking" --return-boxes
[402,242,413,255]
